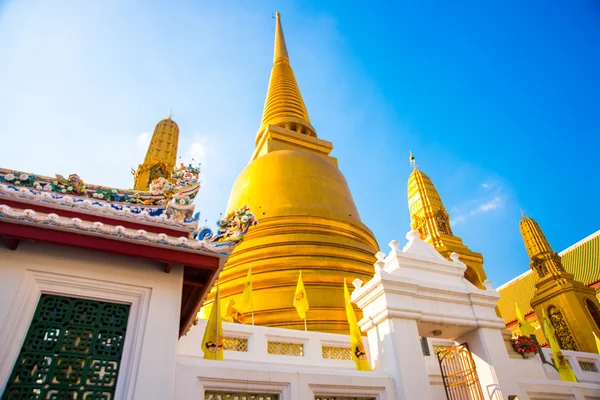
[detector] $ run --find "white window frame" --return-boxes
[0,269,152,399]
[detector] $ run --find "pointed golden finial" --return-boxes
[409,152,417,169]
[273,12,289,63]
[168,109,172,120]
[258,13,315,138]
[520,209,526,218]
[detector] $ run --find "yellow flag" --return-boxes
[593,331,600,355]
[238,266,253,313]
[344,279,371,371]
[515,303,536,337]
[542,310,576,382]
[293,271,309,320]
[201,286,224,360]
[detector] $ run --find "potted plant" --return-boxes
[511,335,538,359]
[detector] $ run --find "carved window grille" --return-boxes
[223,337,248,352]
[548,306,578,351]
[315,397,376,400]
[2,294,130,400]
[321,346,352,360]
[267,341,303,357]
[585,299,600,331]
[578,361,599,372]
[205,392,279,400]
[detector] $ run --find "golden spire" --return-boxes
[258,12,315,139]
[519,213,555,261]
[407,158,487,289]
[133,114,180,191]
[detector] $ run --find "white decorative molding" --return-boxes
[0,204,236,255]
[0,269,152,400]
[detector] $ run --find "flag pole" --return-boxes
[251,297,255,326]
[304,316,307,332]
[215,284,219,360]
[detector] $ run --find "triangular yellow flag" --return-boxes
[344,279,371,371]
[293,271,309,320]
[238,266,253,313]
[542,310,576,382]
[593,331,600,355]
[201,285,224,360]
[515,303,536,336]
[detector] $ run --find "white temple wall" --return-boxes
[0,241,184,400]
[176,320,394,400]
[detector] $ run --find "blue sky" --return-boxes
[0,0,598,287]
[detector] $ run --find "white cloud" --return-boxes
[136,132,151,150]
[481,183,489,189]
[186,142,207,162]
[475,196,501,213]
[451,215,466,226]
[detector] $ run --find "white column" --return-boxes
[366,317,433,400]
[456,327,525,400]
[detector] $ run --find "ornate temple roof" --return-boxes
[0,164,258,336]
[497,229,600,325]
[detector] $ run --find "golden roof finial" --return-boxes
[168,109,172,120]
[274,11,289,63]
[409,151,417,169]
[520,209,526,218]
[258,13,315,138]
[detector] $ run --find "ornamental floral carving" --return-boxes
[216,205,258,241]
[149,177,175,196]
[172,162,200,187]
[548,305,578,351]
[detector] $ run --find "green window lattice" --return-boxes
[2,294,130,399]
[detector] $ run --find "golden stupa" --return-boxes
[210,13,379,333]
[407,154,487,289]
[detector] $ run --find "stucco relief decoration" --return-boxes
[172,162,200,187]
[190,205,258,243]
[0,169,200,209]
[435,209,452,235]
[149,177,175,196]
[531,256,548,278]
[548,305,578,351]
[552,253,565,272]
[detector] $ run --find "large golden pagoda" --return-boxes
[211,13,379,333]
[407,154,487,289]
[133,114,180,191]
[520,212,600,353]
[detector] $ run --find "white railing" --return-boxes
[178,319,370,369]
[538,347,600,384]
[175,321,394,400]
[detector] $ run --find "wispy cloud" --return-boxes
[450,181,505,226]
[472,196,501,214]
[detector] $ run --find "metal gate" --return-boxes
[437,342,484,400]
